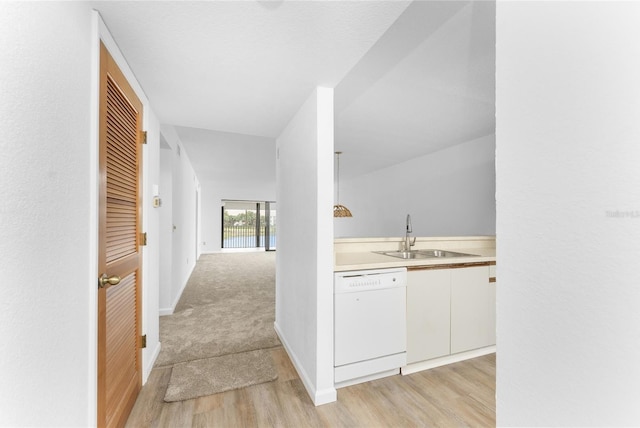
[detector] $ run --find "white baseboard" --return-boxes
[313,386,338,406]
[199,250,220,254]
[274,322,337,406]
[401,345,496,375]
[200,248,267,254]
[158,290,181,317]
[159,265,195,317]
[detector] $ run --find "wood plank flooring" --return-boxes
[125,348,495,427]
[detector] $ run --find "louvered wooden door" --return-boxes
[98,42,143,428]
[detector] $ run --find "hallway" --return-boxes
[149,252,280,403]
[156,252,278,367]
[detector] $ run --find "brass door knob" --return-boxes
[99,273,121,288]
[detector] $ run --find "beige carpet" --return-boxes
[164,349,278,402]
[157,252,280,402]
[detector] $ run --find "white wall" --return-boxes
[140,104,162,380]
[334,134,495,238]
[0,3,94,425]
[0,4,162,425]
[159,145,174,313]
[175,128,276,253]
[497,2,640,425]
[158,125,200,314]
[275,87,336,405]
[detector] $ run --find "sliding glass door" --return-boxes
[264,202,276,251]
[221,200,276,250]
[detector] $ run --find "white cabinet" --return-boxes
[450,266,495,354]
[407,269,450,363]
[407,263,495,366]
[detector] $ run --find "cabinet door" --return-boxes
[407,269,451,364]
[450,266,494,354]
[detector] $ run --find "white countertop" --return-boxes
[334,248,495,272]
[333,237,496,272]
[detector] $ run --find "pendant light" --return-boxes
[333,151,353,217]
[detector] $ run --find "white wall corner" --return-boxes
[88,10,101,426]
[159,255,195,316]
[274,322,336,406]
[158,308,174,317]
[315,87,337,403]
[313,388,338,406]
[275,86,337,406]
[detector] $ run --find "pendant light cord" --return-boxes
[333,151,352,217]
[336,152,340,205]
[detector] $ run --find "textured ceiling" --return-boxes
[92,1,495,179]
[92,0,411,138]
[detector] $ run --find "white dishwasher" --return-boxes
[334,267,407,388]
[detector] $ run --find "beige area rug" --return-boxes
[164,349,278,402]
[157,252,281,402]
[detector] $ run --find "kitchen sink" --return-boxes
[375,249,479,259]
[374,250,433,259]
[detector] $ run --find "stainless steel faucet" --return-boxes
[404,214,416,251]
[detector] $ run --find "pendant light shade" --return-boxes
[333,151,352,217]
[334,204,352,217]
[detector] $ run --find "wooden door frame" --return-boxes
[97,40,143,428]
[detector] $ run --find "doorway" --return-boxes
[221,200,276,250]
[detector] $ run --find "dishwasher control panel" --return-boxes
[334,267,407,293]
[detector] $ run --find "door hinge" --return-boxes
[141,335,147,349]
[140,232,147,246]
[141,130,147,145]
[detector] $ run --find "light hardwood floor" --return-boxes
[126,348,495,427]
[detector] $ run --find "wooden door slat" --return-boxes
[106,247,137,263]
[107,167,137,189]
[106,153,136,177]
[106,83,138,124]
[106,82,138,119]
[106,153,136,175]
[106,237,136,251]
[106,234,135,248]
[106,126,137,159]
[105,111,136,143]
